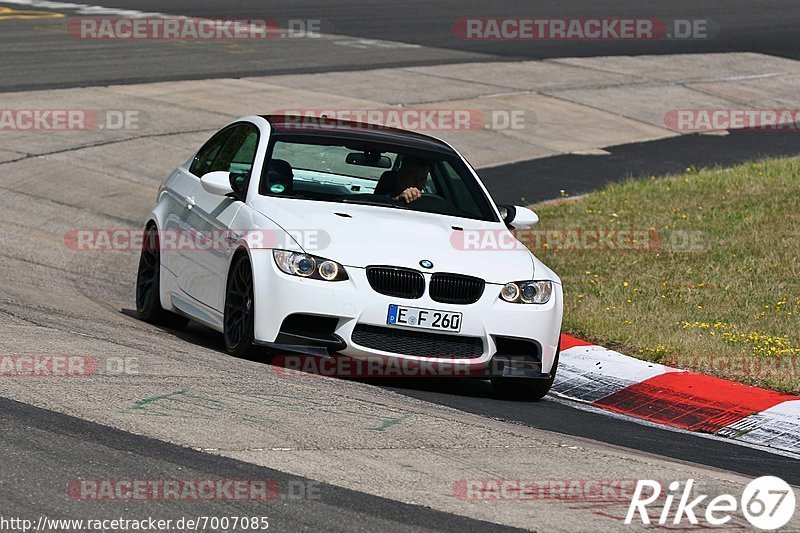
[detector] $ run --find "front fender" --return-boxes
[223,205,301,342]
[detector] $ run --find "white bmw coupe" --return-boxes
[136,115,563,399]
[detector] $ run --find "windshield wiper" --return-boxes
[338,198,409,209]
[268,192,312,200]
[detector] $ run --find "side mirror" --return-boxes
[200,171,234,196]
[498,204,539,228]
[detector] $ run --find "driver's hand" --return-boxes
[394,187,423,203]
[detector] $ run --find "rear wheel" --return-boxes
[224,253,256,356]
[135,224,189,328]
[491,346,560,401]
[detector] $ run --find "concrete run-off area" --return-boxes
[2,52,800,170]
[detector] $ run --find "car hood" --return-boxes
[250,197,537,284]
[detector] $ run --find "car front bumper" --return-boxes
[251,250,563,375]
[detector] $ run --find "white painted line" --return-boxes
[689,72,787,83]
[0,0,167,17]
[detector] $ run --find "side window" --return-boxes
[190,128,233,177]
[434,161,481,217]
[229,130,259,174]
[208,124,259,176]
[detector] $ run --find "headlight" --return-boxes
[273,250,348,281]
[499,281,552,304]
[500,282,520,302]
[318,260,340,281]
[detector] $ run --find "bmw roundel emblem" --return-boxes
[419,259,433,269]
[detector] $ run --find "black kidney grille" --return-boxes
[429,273,485,304]
[351,324,483,359]
[366,266,425,299]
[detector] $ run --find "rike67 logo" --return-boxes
[626,476,795,530]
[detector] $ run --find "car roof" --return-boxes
[260,114,457,155]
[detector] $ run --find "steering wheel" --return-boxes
[421,192,447,202]
[391,191,446,203]
[402,193,466,214]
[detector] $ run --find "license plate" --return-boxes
[386,304,462,332]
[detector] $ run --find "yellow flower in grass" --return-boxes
[679,321,800,357]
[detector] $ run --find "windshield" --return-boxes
[258,138,499,222]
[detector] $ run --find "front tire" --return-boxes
[224,253,256,356]
[135,224,190,329]
[491,347,560,401]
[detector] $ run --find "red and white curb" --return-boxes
[555,335,800,455]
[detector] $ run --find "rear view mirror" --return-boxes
[346,152,392,168]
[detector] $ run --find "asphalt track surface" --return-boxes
[382,380,800,486]
[1,0,800,90]
[95,0,800,60]
[136,323,800,484]
[0,397,521,533]
[481,128,800,204]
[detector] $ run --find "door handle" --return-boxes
[184,195,196,209]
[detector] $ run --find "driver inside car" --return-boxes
[377,156,431,204]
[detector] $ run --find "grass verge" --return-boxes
[523,157,800,393]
